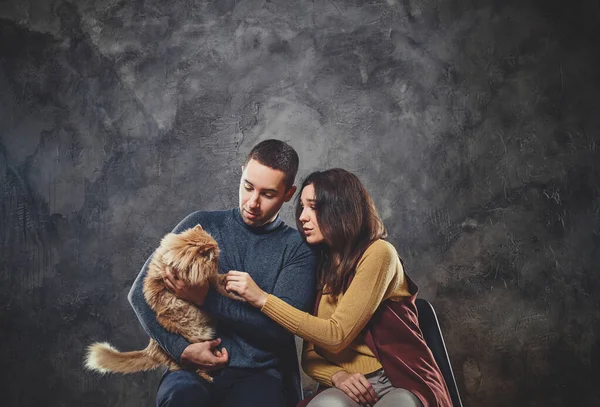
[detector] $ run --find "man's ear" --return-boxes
[284,185,297,202]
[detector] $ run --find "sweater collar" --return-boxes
[232,208,283,234]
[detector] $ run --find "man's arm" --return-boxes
[127,211,206,362]
[204,243,317,345]
[128,253,190,362]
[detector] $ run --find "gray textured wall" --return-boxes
[1,0,599,406]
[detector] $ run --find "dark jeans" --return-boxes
[156,367,287,407]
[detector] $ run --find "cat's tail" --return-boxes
[84,342,163,374]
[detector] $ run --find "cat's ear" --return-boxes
[193,224,203,231]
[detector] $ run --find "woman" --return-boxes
[225,169,453,407]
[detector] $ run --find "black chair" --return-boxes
[415,298,464,407]
[304,300,464,407]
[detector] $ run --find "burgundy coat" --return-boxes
[298,272,452,407]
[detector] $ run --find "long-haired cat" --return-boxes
[84,224,235,382]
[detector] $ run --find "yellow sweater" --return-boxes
[261,239,411,387]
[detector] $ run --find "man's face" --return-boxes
[239,159,296,227]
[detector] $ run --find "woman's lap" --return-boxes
[306,369,423,407]
[306,387,422,407]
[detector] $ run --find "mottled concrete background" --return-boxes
[1,0,599,405]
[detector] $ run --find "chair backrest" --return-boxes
[415,298,464,407]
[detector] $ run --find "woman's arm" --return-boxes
[302,341,379,405]
[228,240,407,353]
[301,340,346,387]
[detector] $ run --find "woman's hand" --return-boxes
[163,266,209,306]
[224,271,268,308]
[331,370,378,406]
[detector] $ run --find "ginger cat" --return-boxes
[85,225,236,382]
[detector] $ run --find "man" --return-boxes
[128,140,316,407]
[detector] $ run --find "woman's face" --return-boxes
[298,184,325,245]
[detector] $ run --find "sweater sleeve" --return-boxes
[261,240,402,354]
[127,211,205,362]
[301,340,346,388]
[202,241,316,345]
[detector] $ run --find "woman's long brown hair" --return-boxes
[295,169,387,297]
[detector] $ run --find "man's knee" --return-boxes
[156,371,211,407]
[220,370,286,407]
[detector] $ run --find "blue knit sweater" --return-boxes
[128,208,316,372]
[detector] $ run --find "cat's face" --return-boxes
[160,225,219,285]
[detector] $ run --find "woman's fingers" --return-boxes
[225,281,242,293]
[225,271,241,282]
[356,375,378,404]
[227,270,244,276]
[225,278,247,290]
[341,383,364,405]
[340,385,358,404]
[350,383,370,406]
[225,271,252,281]
[340,373,377,406]
[225,276,246,285]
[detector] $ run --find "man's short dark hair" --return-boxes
[245,139,299,188]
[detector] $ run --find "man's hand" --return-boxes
[224,270,268,308]
[163,266,209,306]
[180,339,229,371]
[331,370,378,406]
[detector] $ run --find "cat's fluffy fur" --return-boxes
[85,225,235,382]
